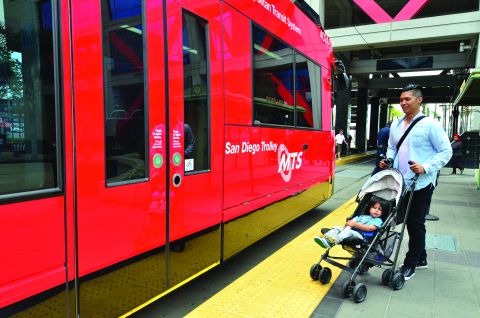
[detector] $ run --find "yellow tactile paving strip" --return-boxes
[336,151,375,166]
[185,196,358,318]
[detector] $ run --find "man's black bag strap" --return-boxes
[396,115,425,151]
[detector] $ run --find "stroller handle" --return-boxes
[408,160,420,181]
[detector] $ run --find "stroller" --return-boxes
[309,169,419,303]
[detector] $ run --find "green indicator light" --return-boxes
[153,154,163,168]
[173,153,182,166]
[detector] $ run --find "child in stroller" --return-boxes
[314,199,384,249]
[310,169,415,303]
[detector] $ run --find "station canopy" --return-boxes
[454,69,480,106]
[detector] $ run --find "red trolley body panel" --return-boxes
[165,0,224,243]
[70,0,167,277]
[221,0,334,220]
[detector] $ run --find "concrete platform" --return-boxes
[313,168,480,318]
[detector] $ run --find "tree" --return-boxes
[0,23,23,102]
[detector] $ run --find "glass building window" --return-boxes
[0,0,60,196]
[183,11,209,173]
[295,53,321,129]
[252,25,294,126]
[102,0,147,184]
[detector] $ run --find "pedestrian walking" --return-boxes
[450,133,464,175]
[379,84,452,281]
[372,122,391,175]
[335,129,348,160]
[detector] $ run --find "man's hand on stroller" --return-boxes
[408,160,425,174]
[379,156,393,169]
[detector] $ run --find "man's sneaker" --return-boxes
[416,259,428,270]
[400,265,415,281]
[314,236,333,249]
[400,260,428,270]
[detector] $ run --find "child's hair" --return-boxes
[369,200,383,212]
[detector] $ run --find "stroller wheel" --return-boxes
[382,268,393,286]
[310,264,321,281]
[359,263,370,275]
[342,280,356,298]
[349,260,369,275]
[348,259,359,269]
[391,272,405,290]
[319,267,332,284]
[353,283,367,303]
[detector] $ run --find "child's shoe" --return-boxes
[314,236,334,249]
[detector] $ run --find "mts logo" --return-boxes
[277,144,303,182]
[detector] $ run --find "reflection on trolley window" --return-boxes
[0,0,59,196]
[102,0,147,184]
[295,53,322,128]
[183,11,210,173]
[252,24,322,129]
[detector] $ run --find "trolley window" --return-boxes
[0,0,61,197]
[182,11,210,173]
[102,0,147,184]
[295,53,322,129]
[107,0,141,21]
[252,25,294,127]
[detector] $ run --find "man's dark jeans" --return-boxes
[403,183,434,268]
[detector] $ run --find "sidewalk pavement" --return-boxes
[313,167,480,318]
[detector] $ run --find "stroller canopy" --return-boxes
[358,169,403,205]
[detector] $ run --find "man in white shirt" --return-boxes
[379,84,451,281]
[334,129,348,160]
